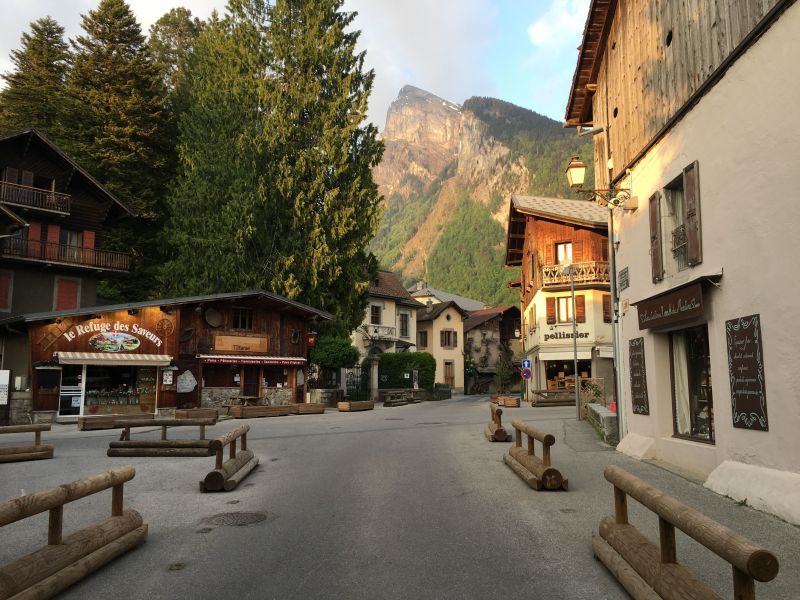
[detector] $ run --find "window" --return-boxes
[440,330,457,348]
[59,229,83,262]
[556,242,572,265]
[231,307,253,330]
[370,305,381,325]
[548,295,585,324]
[417,330,428,348]
[53,277,80,310]
[557,297,572,323]
[203,365,240,388]
[0,270,12,312]
[399,313,409,338]
[670,325,713,442]
[665,177,687,272]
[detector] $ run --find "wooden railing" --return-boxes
[0,237,129,271]
[541,261,610,287]
[0,181,70,214]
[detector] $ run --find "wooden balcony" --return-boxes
[1,237,129,272]
[541,261,610,288]
[0,182,70,215]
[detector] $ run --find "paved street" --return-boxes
[1,396,798,599]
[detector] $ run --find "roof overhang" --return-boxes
[564,0,618,127]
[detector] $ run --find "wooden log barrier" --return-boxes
[337,400,374,412]
[108,418,217,457]
[200,425,259,492]
[0,424,54,463]
[502,420,567,491]
[595,465,779,600]
[484,403,511,442]
[0,466,147,599]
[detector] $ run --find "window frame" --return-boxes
[231,306,254,331]
[669,324,714,444]
[417,330,428,348]
[440,329,457,349]
[399,312,409,338]
[555,242,573,265]
[370,304,381,325]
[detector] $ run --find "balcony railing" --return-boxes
[367,325,396,340]
[1,237,129,272]
[0,182,70,214]
[671,224,688,271]
[541,261,610,287]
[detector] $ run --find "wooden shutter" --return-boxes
[683,161,702,266]
[603,294,612,323]
[453,331,457,348]
[575,295,586,323]
[546,297,556,324]
[573,239,583,262]
[54,278,79,310]
[649,191,663,282]
[440,330,445,347]
[0,271,12,311]
[3,167,18,183]
[544,243,554,266]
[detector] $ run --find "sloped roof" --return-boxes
[0,290,332,326]
[505,195,609,266]
[370,270,420,308]
[463,306,517,332]
[0,128,132,215]
[410,285,485,312]
[416,300,468,323]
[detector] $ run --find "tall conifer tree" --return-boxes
[0,17,71,136]
[68,0,169,300]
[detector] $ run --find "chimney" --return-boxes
[426,300,433,314]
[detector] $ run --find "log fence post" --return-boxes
[0,424,54,462]
[112,484,124,517]
[503,420,567,491]
[201,425,258,492]
[229,439,236,461]
[614,486,628,524]
[48,505,63,545]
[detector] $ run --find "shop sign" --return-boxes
[0,370,9,406]
[543,330,590,342]
[307,332,318,348]
[61,320,164,350]
[162,370,174,385]
[629,337,650,415]
[636,283,703,330]
[214,335,268,353]
[177,370,197,393]
[726,314,768,431]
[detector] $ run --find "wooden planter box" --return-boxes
[289,403,326,415]
[337,400,374,412]
[499,396,520,408]
[78,413,154,431]
[230,405,291,419]
[175,408,219,420]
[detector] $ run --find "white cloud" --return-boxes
[527,0,588,50]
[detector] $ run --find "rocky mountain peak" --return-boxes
[381,86,461,147]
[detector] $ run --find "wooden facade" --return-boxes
[566,0,786,188]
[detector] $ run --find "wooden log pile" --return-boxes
[0,424,54,462]
[230,405,291,418]
[484,403,511,442]
[78,413,154,431]
[593,465,779,600]
[174,408,219,420]
[107,418,217,458]
[288,403,326,415]
[0,465,147,599]
[503,420,568,491]
[337,400,374,412]
[200,425,259,492]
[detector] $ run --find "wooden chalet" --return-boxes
[0,291,330,424]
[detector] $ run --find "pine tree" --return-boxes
[257,0,384,334]
[68,0,169,301]
[0,16,71,136]
[148,8,204,95]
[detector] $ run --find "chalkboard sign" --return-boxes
[726,314,768,431]
[628,337,649,415]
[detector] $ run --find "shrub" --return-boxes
[378,352,435,391]
[309,336,360,369]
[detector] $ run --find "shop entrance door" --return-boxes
[444,361,455,388]
[242,366,260,398]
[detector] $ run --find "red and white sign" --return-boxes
[521,367,532,380]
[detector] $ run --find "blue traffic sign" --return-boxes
[521,359,531,369]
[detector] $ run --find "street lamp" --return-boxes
[560,263,581,421]
[565,157,636,433]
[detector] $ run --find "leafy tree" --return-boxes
[309,336,360,369]
[0,16,71,136]
[494,342,514,393]
[67,0,170,301]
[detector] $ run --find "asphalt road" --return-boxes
[1,396,798,599]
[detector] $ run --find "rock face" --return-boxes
[373,86,532,281]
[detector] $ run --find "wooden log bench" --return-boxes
[0,424,54,462]
[288,403,326,415]
[107,418,217,457]
[78,413,154,431]
[174,408,219,420]
[230,405,291,418]
[485,404,511,442]
[593,465,779,600]
[200,425,259,492]
[503,419,567,491]
[337,400,375,412]
[0,465,147,599]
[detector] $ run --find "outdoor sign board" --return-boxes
[521,367,532,380]
[521,359,531,369]
[726,314,768,431]
[0,370,9,406]
[628,337,650,415]
[635,282,704,330]
[214,335,269,353]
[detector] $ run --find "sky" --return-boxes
[0,0,590,127]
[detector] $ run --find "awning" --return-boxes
[198,355,307,366]
[55,352,172,366]
[536,349,593,361]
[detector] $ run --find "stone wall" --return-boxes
[587,403,619,445]
[201,387,240,409]
[9,391,32,425]
[309,388,344,406]
[263,387,292,406]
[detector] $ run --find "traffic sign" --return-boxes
[521,367,532,380]
[521,359,531,369]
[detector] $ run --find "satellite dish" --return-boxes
[205,308,223,328]
[179,328,194,343]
